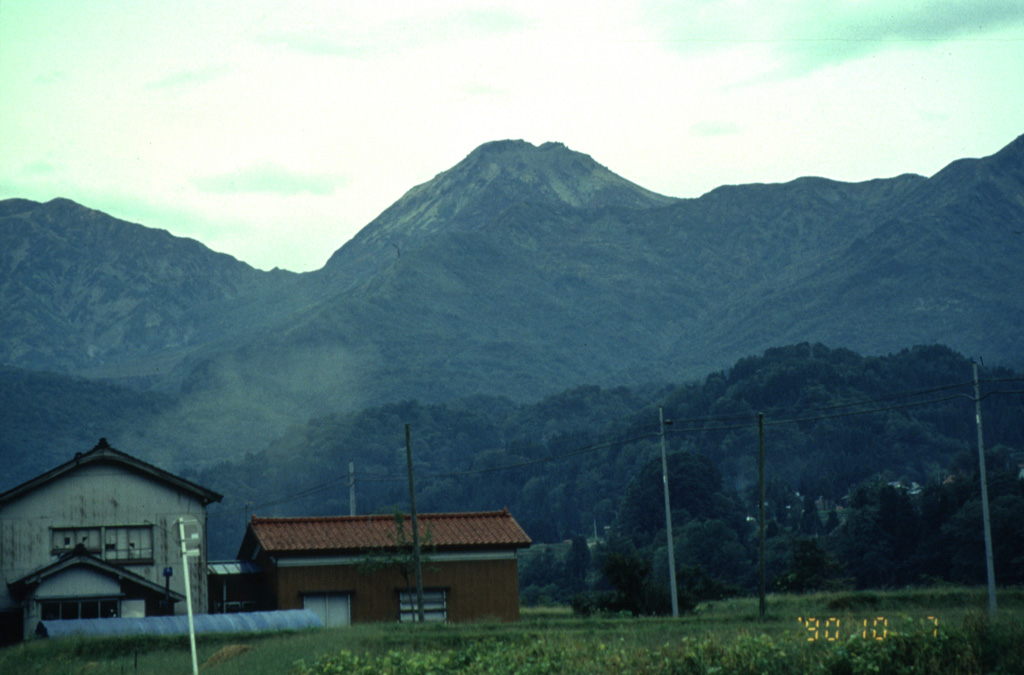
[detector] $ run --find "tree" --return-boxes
[775,538,850,592]
[357,510,434,603]
[615,451,740,547]
[677,519,752,589]
[566,535,591,593]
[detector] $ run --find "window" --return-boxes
[40,599,119,620]
[103,526,153,561]
[51,525,153,562]
[398,589,447,623]
[51,528,101,553]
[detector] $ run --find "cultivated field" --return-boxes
[2,588,1022,674]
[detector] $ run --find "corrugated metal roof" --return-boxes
[208,561,261,576]
[248,509,532,554]
[36,609,322,638]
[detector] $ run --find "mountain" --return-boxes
[186,135,1024,409]
[1,135,1023,466]
[0,198,326,388]
[707,135,1024,362]
[320,140,676,288]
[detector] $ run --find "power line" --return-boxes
[764,394,968,426]
[209,377,1019,517]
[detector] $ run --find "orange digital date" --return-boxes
[797,616,938,641]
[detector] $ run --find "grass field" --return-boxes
[2,587,1022,674]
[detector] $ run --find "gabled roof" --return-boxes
[240,509,532,557]
[6,545,185,603]
[0,438,222,506]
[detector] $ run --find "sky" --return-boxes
[2,1,1023,272]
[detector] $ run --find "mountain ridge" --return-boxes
[0,197,300,383]
[2,133,1023,463]
[320,139,676,287]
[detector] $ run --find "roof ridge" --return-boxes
[1,439,222,505]
[251,509,511,525]
[243,508,531,556]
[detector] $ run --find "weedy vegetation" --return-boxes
[1,588,1021,674]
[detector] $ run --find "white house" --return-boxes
[0,439,222,643]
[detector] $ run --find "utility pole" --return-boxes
[348,461,356,516]
[177,517,200,675]
[757,412,766,620]
[405,424,425,622]
[659,407,679,617]
[973,362,997,616]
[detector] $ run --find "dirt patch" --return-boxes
[201,644,252,669]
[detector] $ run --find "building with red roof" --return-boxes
[235,509,531,625]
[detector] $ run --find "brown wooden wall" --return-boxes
[272,556,520,623]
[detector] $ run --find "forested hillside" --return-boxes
[189,344,1023,603]
[0,365,173,485]
[3,341,1020,603]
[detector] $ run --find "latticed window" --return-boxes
[40,598,119,620]
[51,525,153,562]
[51,528,101,553]
[398,589,446,622]
[103,526,153,561]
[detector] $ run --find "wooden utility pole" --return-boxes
[405,424,425,622]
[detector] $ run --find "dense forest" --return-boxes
[0,365,173,486]
[184,343,1023,609]
[4,343,1019,608]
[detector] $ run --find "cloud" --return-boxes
[643,0,1024,75]
[462,82,505,97]
[22,161,59,176]
[33,70,66,85]
[146,65,230,89]
[690,120,740,137]
[193,164,344,196]
[257,7,532,57]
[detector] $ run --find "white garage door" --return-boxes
[303,592,351,627]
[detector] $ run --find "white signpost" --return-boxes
[178,516,201,675]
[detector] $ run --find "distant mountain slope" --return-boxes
[0,198,304,385]
[187,135,1023,414]
[320,139,676,289]
[706,134,1024,363]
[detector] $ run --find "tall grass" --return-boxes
[1,587,1020,675]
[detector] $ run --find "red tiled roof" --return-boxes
[248,509,532,554]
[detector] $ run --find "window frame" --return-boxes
[40,598,120,621]
[51,525,155,563]
[397,588,447,623]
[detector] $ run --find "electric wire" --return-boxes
[209,377,1019,518]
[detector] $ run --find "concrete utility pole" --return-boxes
[758,412,766,620]
[973,362,997,616]
[659,407,679,617]
[405,424,425,622]
[177,517,200,675]
[349,461,356,516]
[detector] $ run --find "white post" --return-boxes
[178,517,200,675]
